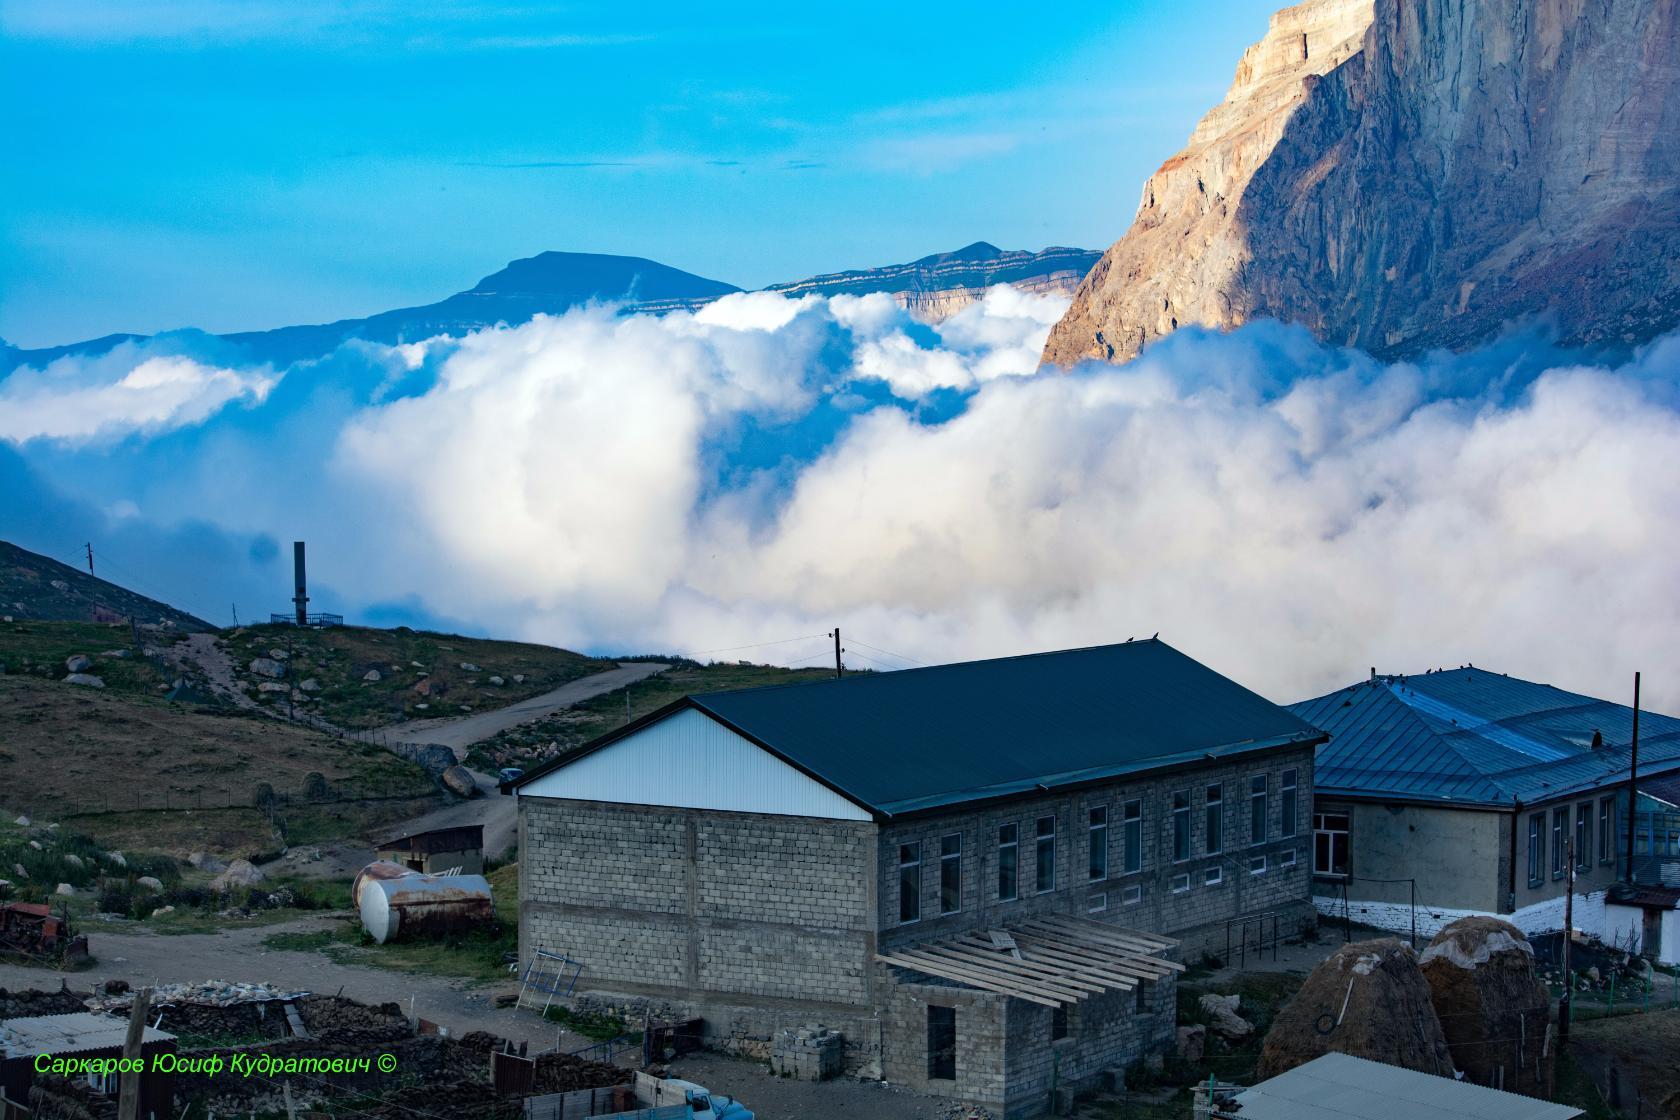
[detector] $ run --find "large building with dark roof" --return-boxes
[1290,667,1680,955]
[511,639,1325,1118]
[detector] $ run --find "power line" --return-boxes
[688,634,827,656]
[846,637,923,666]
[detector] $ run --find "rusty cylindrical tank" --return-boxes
[355,864,493,944]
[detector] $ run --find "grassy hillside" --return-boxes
[467,660,838,772]
[224,623,616,729]
[0,619,188,699]
[0,676,437,855]
[0,540,211,629]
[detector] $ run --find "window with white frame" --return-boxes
[1170,872,1191,893]
[1527,813,1544,887]
[1278,848,1297,867]
[1250,774,1268,845]
[1088,806,1108,881]
[899,842,921,923]
[940,833,962,915]
[997,822,1019,901]
[1313,811,1349,876]
[1121,883,1142,905]
[1249,854,1267,875]
[1280,768,1298,837]
[1575,802,1591,870]
[1551,807,1567,879]
[1088,891,1107,913]
[1035,815,1057,893]
[1205,865,1223,886]
[1205,783,1224,854]
[1599,798,1615,866]
[1172,789,1191,862]
[1122,799,1143,873]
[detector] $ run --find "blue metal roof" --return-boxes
[522,639,1325,818]
[1290,669,1680,808]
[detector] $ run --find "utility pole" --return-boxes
[1560,838,1575,1047]
[1626,671,1642,884]
[116,986,151,1120]
[231,603,240,628]
[829,628,844,679]
[85,542,95,577]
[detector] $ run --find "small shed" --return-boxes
[374,824,484,875]
[1223,1052,1582,1120]
[0,1011,176,1118]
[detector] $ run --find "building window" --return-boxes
[1205,783,1224,855]
[1172,789,1191,862]
[1575,802,1591,870]
[1088,806,1108,881]
[1313,812,1349,876]
[1122,799,1143,873]
[1121,884,1143,905]
[1281,768,1299,837]
[1035,815,1057,893]
[1250,774,1269,845]
[1527,813,1544,887]
[1278,848,1297,867]
[1599,798,1615,865]
[997,823,1019,901]
[899,842,921,924]
[1050,1004,1068,1041]
[1205,865,1223,887]
[940,834,962,915]
[1552,807,1567,879]
[1249,855,1267,875]
[1088,891,1107,913]
[1170,872,1191,893]
[927,1005,956,1080]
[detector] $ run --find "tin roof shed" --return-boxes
[0,1011,173,1058]
[1231,1052,1583,1120]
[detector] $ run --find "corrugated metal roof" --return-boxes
[519,639,1323,818]
[1291,669,1680,807]
[1232,1053,1582,1120]
[0,1012,173,1058]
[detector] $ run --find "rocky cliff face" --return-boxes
[1043,0,1680,366]
[766,242,1101,323]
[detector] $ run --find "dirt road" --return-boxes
[0,914,573,1046]
[386,662,668,755]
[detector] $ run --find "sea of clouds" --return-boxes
[4,286,1678,707]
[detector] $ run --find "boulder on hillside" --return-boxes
[459,662,480,672]
[441,765,480,798]
[299,678,321,692]
[137,875,165,892]
[1420,917,1554,1097]
[413,677,447,698]
[1257,937,1455,1080]
[188,852,229,873]
[248,657,286,679]
[363,669,382,682]
[105,851,126,867]
[65,654,92,673]
[1199,992,1253,1040]
[63,673,105,688]
[55,883,76,897]
[209,859,265,891]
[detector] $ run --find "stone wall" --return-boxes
[519,797,877,1005]
[876,746,1318,959]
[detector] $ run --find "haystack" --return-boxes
[1420,917,1553,1096]
[1256,937,1454,1079]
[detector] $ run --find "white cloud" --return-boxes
[0,346,276,444]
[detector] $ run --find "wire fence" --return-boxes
[1549,968,1680,1021]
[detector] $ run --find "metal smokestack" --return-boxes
[293,541,309,625]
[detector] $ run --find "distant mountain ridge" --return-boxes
[6,243,1098,371]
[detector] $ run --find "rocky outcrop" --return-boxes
[765,242,1102,323]
[1044,0,1680,366]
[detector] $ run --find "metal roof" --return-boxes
[1290,669,1680,808]
[1231,1053,1583,1120]
[0,1012,173,1058]
[515,639,1324,818]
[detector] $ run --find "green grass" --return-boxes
[0,620,183,699]
[1552,1051,1616,1120]
[224,624,615,729]
[467,661,839,772]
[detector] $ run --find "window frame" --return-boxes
[939,833,963,915]
[1527,812,1544,888]
[997,822,1019,902]
[1280,768,1299,837]
[1088,806,1108,882]
[1169,872,1191,894]
[1249,854,1267,876]
[1551,807,1568,880]
[1250,773,1269,846]
[1599,798,1615,866]
[899,841,922,924]
[1205,782,1224,855]
[1122,799,1143,874]
[1172,789,1192,863]
[1035,814,1057,894]
[1120,883,1143,905]
[1313,811,1350,876]
[1087,891,1107,913]
[1205,864,1223,887]
[1575,802,1591,871]
[926,1005,956,1081]
[1278,847,1297,867]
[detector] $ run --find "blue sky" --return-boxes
[0,0,1271,347]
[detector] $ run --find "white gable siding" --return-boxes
[518,707,872,820]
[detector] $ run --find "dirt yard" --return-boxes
[1570,1006,1680,1117]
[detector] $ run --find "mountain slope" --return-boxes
[765,242,1101,322]
[0,540,212,630]
[1044,0,1680,366]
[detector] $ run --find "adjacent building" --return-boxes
[0,1012,176,1118]
[374,824,485,876]
[1204,1052,1583,1120]
[1290,667,1680,951]
[511,639,1325,1117]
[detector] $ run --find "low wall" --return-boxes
[1313,890,1608,942]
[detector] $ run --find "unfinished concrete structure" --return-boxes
[512,640,1325,1117]
[1291,669,1680,944]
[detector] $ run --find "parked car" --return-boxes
[498,767,524,784]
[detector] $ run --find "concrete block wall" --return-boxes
[879,975,1010,1108]
[1003,979,1176,1117]
[876,745,1318,957]
[519,798,878,1005]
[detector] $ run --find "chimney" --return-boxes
[293,541,309,625]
